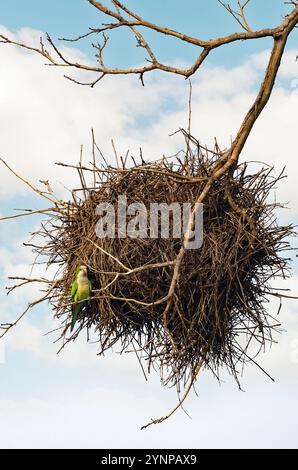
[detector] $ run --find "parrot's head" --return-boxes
[76,265,88,276]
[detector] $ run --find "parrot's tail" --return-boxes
[70,302,84,332]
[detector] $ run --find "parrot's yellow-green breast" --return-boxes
[76,282,91,300]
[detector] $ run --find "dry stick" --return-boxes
[0,207,61,221]
[55,160,208,182]
[0,158,64,206]
[6,276,57,294]
[181,80,192,175]
[132,339,148,382]
[102,293,171,308]
[0,281,59,339]
[78,144,88,200]
[218,0,252,32]
[91,260,175,278]
[91,128,97,188]
[141,358,204,430]
[111,139,120,169]
[88,238,131,271]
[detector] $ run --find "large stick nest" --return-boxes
[26,133,294,389]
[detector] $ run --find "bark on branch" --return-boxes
[0,2,297,86]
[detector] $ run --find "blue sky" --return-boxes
[0,0,298,449]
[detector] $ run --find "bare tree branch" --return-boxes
[0,2,297,86]
[0,157,66,207]
[0,280,60,339]
[218,0,252,32]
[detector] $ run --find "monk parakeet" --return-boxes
[70,265,92,332]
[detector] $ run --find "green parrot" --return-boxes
[70,265,92,332]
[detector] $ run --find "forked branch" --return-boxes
[0,2,297,86]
